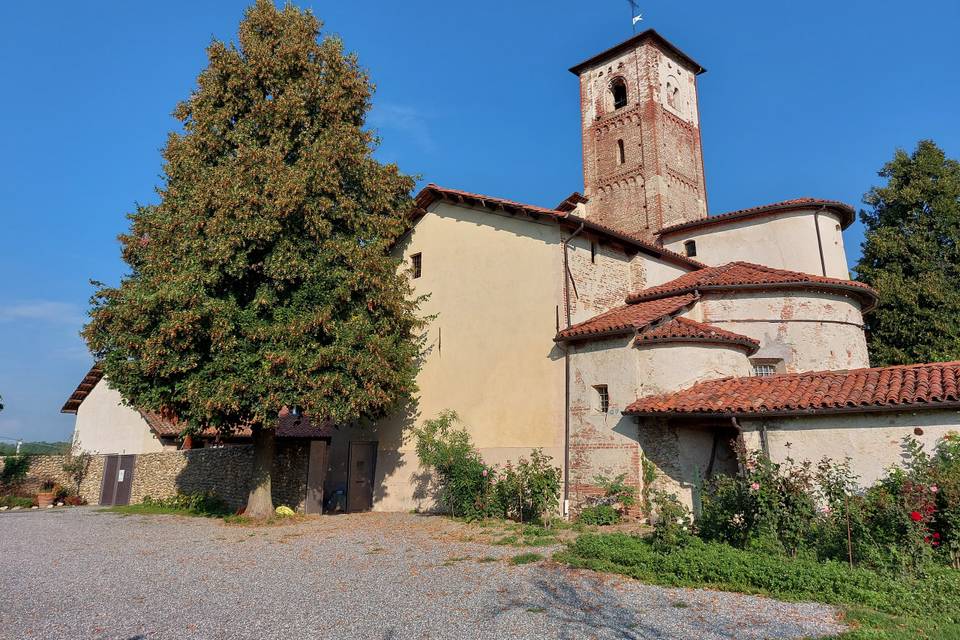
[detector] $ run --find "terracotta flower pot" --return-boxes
[37,492,56,508]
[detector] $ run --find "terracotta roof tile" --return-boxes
[142,407,334,440]
[625,262,877,311]
[556,294,696,341]
[625,361,960,417]
[658,198,855,235]
[636,317,759,353]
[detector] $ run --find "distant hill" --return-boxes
[0,441,70,456]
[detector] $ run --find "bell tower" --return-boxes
[570,29,708,242]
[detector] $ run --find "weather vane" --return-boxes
[627,0,643,32]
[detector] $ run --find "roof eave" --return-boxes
[624,401,960,419]
[569,29,705,76]
[658,201,857,237]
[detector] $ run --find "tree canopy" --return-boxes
[855,140,960,366]
[83,1,423,515]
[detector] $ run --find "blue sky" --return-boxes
[1,0,958,442]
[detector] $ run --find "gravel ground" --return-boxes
[0,508,846,639]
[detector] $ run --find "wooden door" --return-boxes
[305,440,327,515]
[346,441,377,512]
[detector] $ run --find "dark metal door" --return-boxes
[305,440,327,515]
[346,442,377,512]
[99,454,136,506]
[114,455,135,506]
[99,455,119,505]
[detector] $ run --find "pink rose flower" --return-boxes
[820,505,832,515]
[930,485,939,493]
[750,482,760,491]
[481,469,488,477]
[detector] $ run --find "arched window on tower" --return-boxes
[611,78,627,110]
[616,139,625,165]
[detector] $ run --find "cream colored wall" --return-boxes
[700,291,869,372]
[72,378,170,455]
[661,210,849,279]
[327,202,567,511]
[635,342,754,398]
[639,254,692,290]
[741,411,960,487]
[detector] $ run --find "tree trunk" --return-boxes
[245,426,275,519]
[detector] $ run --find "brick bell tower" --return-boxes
[570,30,708,242]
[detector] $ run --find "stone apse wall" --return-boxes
[0,441,310,511]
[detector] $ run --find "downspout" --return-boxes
[730,417,745,475]
[561,222,585,517]
[813,205,827,277]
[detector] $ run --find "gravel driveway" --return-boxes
[0,508,845,639]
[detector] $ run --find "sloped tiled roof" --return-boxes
[415,184,703,270]
[635,317,759,354]
[625,262,877,311]
[624,361,960,417]
[61,365,104,413]
[658,197,855,236]
[555,294,696,341]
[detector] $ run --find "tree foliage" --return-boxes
[83,1,422,513]
[855,140,960,366]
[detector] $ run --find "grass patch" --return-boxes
[100,504,222,518]
[525,606,546,613]
[510,552,543,565]
[0,496,35,509]
[477,556,498,563]
[555,533,960,639]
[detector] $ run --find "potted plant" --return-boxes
[36,479,56,508]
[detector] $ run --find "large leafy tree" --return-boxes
[855,140,960,366]
[84,1,422,517]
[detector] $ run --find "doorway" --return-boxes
[304,440,327,515]
[346,441,377,512]
[99,454,135,506]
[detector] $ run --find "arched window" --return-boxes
[611,78,627,110]
[616,139,625,165]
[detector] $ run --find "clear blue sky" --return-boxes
[1,1,958,442]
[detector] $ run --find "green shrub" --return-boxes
[0,455,31,489]
[414,411,561,522]
[0,495,34,508]
[509,552,543,565]
[650,491,692,550]
[578,504,620,526]
[493,449,561,523]
[413,411,496,519]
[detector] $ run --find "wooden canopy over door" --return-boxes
[346,441,377,512]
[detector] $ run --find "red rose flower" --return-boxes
[910,511,923,522]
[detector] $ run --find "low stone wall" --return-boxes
[0,454,105,504]
[1,441,310,511]
[130,441,309,510]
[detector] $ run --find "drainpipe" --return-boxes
[813,205,827,277]
[561,222,585,517]
[730,417,745,475]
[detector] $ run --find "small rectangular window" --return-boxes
[411,253,422,279]
[590,241,597,264]
[593,384,609,413]
[684,240,697,257]
[753,364,776,377]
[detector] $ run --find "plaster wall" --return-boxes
[72,378,172,455]
[741,411,960,488]
[326,202,567,512]
[634,342,753,398]
[700,291,869,372]
[661,210,849,279]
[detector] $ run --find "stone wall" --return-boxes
[1,441,310,511]
[0,454,105,504]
